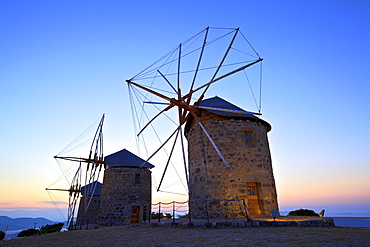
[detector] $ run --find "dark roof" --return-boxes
[196,96,271,131]
[81,181,102,196]
[199,96,258,118]
[104,149,155,168]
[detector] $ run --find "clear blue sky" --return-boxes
[1,0,369,221]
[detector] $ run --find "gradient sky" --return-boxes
[1,0,369,221]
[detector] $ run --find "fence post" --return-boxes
[148,204,152,223]
[206,200,210,223]
[242,199,250,220]
[143,204,147,222]
[188,199,192,224]
[158,202,161,223]
[224,200,228,221]
[172,201,175,224]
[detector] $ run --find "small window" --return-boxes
[245,131,254,144]
[247,186,255,195]
[135,174,140,184]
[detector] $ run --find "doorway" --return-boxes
[131,206,140,224]
[246,182,262,215]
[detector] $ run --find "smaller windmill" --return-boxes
[46,114,105,229]
[126,27,278,218]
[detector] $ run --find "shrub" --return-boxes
[178,214,188,219]
[17,223,64,238]
[0,230,5,241]
[151,212,172,219]
[288,209,319,217]
[17,228,40,237]
[40,223,64,234]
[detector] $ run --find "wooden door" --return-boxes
[246,182,262,215]
[131,206,140,224]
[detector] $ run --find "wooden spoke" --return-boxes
[179,127,189,187]
[177,43,181,92]
[192,58,263,106]
[139,125,181,168]
[128,27,263,199]
[48,114,105,230]
[126,80,173,102]
[157,128,180,191]
[201,28,239,97]
[157,69,178,94]
[137,107,172,136]
[189,27,209,94]
[189,111,231,169]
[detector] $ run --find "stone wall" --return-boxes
[76,195,100,225]
[99,167,152,225]
[185,113,278,218]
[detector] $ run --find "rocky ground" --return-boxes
[1,224,370,247]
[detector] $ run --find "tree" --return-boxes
[151,212,172,219]
[17,222,64,238]
[17,228,40,237]
[288,209,319,217]
[40,223,64,234]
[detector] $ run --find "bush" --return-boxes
[0,230,5,241]
[178,214,188,219]
[40,223,64,234]
[151,212,172,219]
[17,228,40,237]
[288,209,319,217]
[17,223,64,238]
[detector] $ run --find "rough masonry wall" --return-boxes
[186,114,278,218]
[76,196,100,225]
[99,167,151,225]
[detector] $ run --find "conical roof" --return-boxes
[199,96,258,117]
[81,181,102,196]
[104,149,155,168]
[187,96,271,131]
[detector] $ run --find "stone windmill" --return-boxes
[127,27,278,218]
[99,149,154,225]
[185,96,277,218]
[46,114,105,229]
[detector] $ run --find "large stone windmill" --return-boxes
[127,27,278,218]
[185,96,277,217]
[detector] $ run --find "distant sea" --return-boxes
[3,230,21,241]
[0,216,59,241]
[333,217,370,230]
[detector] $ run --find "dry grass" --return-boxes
[1,225,369,247]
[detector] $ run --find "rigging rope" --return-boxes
[132,59,257,81]
[129,84,188,194]
[46,190,67,222]
[128,84,141,155]
[57,116,101,156]
[243,69,259,111]
[127,27,263,198]
[131,85,178,126]
[239,30,260,58]
[131,45,179,80]
[259,60,263,113]
[131,27,237,81]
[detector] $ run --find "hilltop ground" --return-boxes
[1,224,370,247]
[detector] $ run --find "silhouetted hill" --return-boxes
[0,216,57,231]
